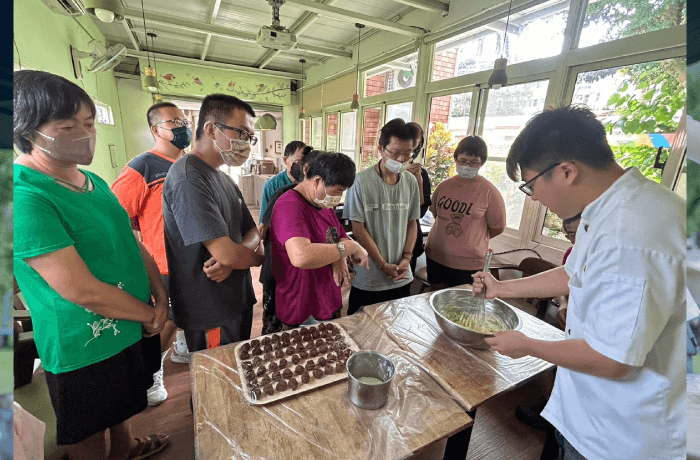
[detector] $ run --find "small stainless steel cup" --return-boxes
[346,351,395,410]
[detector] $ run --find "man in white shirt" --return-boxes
[473,106,686,460]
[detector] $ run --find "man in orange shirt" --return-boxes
[111,102,192,405]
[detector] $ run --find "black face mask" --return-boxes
[169,126,192,150]
[290,162,304,182]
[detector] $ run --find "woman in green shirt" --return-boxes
[13,71,169,459]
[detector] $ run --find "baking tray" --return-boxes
[234,323,360,405]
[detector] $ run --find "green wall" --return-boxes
[117,78,158,162]
[13,0,144,183]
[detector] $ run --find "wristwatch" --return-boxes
[337,242,346,256]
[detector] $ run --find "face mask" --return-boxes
[313,184,342,209]
[31,130,97,165]
[384,157,409,174]
[167,126,192,150]
[457,165,480,179]
[289,162,304,182]
[213,124,251,167]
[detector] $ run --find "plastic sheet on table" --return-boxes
[190,311,471,460]
[361,292,564,410]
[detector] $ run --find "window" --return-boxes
[578,0,685,48]
[386,102,412,122]
[326,113,338,152]
[364,52,418,97]
[311,117,323,150]
[431,0,570,82]
[480,80,550,231]
[300,119,310,145]
[93,99,114,125]
[361,106,383,170]
[340,111,357,157]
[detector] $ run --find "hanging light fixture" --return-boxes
[140,0,159,93]
[488,0,514,90]
[350,23,365,111]
[298,59,306,119]
[255,113,278,130]
[85,0,124,22]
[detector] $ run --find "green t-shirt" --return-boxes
[14,165,150,374]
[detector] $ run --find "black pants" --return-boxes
[261,288,284,335]
[426,257,478,288]
[348,284,412,315]
[183,308,253,352]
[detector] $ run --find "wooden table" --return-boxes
[191,311,473,460]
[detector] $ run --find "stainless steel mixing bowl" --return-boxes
[429,288,521,349]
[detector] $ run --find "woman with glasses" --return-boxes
[424,136,506,289]
[13,70,169,459]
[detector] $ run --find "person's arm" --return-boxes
[203,235,264,269]
[488,227,505,238]
[285,237,367,269]
[486,182,507,239]
[484,333,634,379]
[394,219,418,281]
[24,246,157,328]
[472,265,571,299]
[137,240,168,334]
[407,163,425,206]
[351,221,401,279]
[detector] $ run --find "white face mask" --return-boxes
[457,165,480,179]
[313,184,343,209]
[212,123,251,167]
[384,157,409,174]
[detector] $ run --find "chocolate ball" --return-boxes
[327,352,337,362]
[291,355,301,365]
[240,351,250,360]
[256,366,266,377]
[301,334,311,343]
[292,336,302,343]
[275,350,284,359]
[324,365,334,375]
[312,368,324,379]
[334,334,343,342]
[260,375,271,385]
[312,331,321,339]
[250,339,261,348]
[299,350,309,360]
[338,342,347,350]
[301,372,310,384]
[325,337,335,344]
[281,332,290,340]
[282,368,293,380]
[241,343,251,353]
[286,347,296,356]
[291,329,300,337]
[242,361,253,370]
[272,342,281,350]
[305,361,315,371]
[299,327,309,334]
[251,388,262,400]
[308,326,317,334]
[282,338,291,347]
[317,357,327,367]
[321,331,329,338]
[319,345,329,354]
[252,357,263,367]
[344,349,353,358]
[263,384,274,396]
[294,365,304,375]
[334,362,344,373]
[309,348,319,357]
[245,370,255,381]
[288,377,299,390]
[268,362,279,372]
[261,337,271,345]
[318,323,327,331]
[315,339,324,347]
[249,378,259,388]
[276,380,288,391]
[271,371,282,382]
[251,347,262,356]
[278,358,288,369]
[271,334,280,342]
[305,342,315,350]
[263,353,274,362]
[263,343,273,353]
[295,343,305,352]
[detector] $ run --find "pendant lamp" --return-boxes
[350,23,365,111]
[488,0,514,90]
[255,113,278,130]
[299,59,306,119]
[85,0,124,22]
[140,0,159,93]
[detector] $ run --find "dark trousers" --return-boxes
[183,308,253,352]
[261,287,284,335]
[426,257,478,288]
[348,284,412,315]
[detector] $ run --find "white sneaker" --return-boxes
[170,331,191,364]
[147,367,167,406]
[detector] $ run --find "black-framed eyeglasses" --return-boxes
[215,123,258,146]
[156,118,192,129]
[519,163,561,196]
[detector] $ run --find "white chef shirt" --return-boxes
[541,167,686,460]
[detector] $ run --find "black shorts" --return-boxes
[426,257,478,288]
[44,336,161,445]
[161,274,174,321]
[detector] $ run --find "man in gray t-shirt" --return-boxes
[343,119,420,314]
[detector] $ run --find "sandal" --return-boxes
[127,433,169,460]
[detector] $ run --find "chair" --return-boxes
[413,254,430,293]
[494,257,559,320]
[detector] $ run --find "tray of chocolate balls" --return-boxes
[235,322,360,405]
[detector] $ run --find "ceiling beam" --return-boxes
[122,7,350,58]
[201,0,223,61]
[390,0,448,15]
[126,49,302,79]
[282,0,424,37]
[121,19,142,50]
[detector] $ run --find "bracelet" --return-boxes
[377,259,387,270]
[402,252,413,259]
